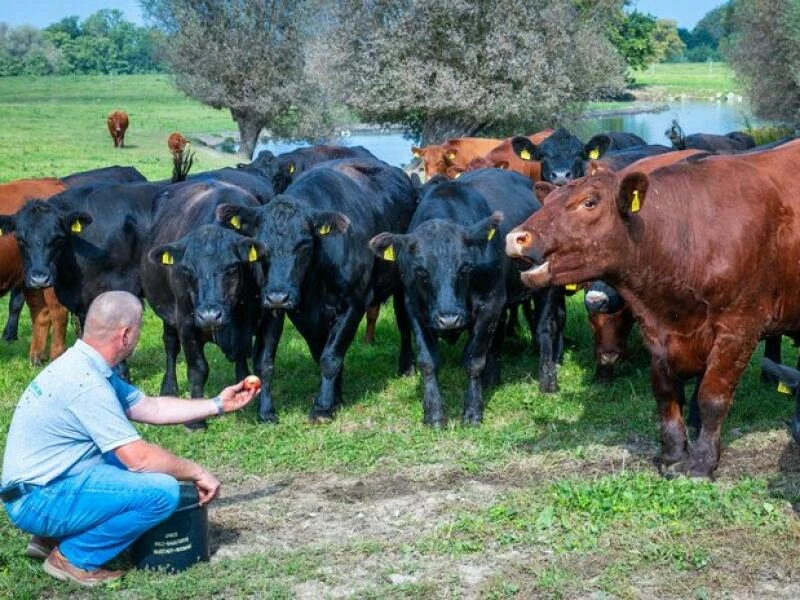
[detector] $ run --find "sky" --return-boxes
[2,0,725,30]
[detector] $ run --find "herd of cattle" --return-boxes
[1,122,800,478]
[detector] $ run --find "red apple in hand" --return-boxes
[243,375,261,392]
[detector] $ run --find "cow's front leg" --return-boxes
[533,287,566,393]
[687,333,758,478]
[254,312,285,424]
[651,356,689,474]
[2,286,24,342]
[159,322,181,396]
[407,306,445,427]
[462,307,504,425]
[309,303,364,423]
[179,322,209,431]
[393,289,414,376]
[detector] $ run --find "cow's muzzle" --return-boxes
[26,271,54,289]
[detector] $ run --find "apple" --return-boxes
[243,375,261,391]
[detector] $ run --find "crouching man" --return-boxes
[0,291,257,587]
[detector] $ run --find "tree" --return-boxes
[608,10,658,71]
[651,20,685,63]
[331,0,626,145]
[726,0,800,126]
[143,0,332,158]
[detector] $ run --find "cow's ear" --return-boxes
[235,238,266,264]
[311,211,350,237]
[285,161,296,175]
[369,232,407,262]
[466,211,504,245]
[0,215,15,236]
[148,242,185,267]
[411,146,423,159]
[533,182,556,204]
[617,172,648,217]
[586,160,612,178]
[216,203,260,235]
[583,134,611,160]
[61,211,93,235]
[511,137,541,162]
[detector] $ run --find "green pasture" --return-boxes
[0,73,799,598]
[630,62,740,97]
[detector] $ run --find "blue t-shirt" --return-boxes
[1,339,144,487]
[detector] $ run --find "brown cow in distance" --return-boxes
[412,137,503,179]
[450,129,557,180]
[0,178,69,363]
[167,132,189,157]
[506,139,800,478]
[107,110,129,148]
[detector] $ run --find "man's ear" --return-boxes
[511,137,542,162]
[216,203,261,235]
[466,211,504,245]
[234,238,267,264]
[617,172,649,217]
[61,211,93,235]
[0,215,15,236]
[533,182,556,204]
[583,134,612,160]
[148,242,186,267]
[311,211,350,237]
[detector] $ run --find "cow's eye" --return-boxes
[582,198,598,209]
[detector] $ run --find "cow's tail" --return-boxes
[172,149,195,183]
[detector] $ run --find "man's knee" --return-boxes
[142,474,180,518]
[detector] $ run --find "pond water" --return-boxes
[252,100,766,167]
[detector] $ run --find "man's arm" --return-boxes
[114,439,220,505]
[126,380,257,425]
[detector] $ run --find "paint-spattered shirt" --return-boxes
[1,339,144,487]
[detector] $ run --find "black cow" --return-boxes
[188,167,275,204]
[369,169,565,426]
[510,129,646,185]
[0,182,167,325]
[217,158,416,423]
[241,145,376,194]
[141,182,264,420]
[665,121,756,153]
[60,165,147,187]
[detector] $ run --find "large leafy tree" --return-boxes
[143,0,332,158]
[331,0,626,145]
[726,0,800,126]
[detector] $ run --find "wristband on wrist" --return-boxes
[212,395,225,416]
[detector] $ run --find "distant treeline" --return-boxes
[668,2,735,63]
[0,10,163,76]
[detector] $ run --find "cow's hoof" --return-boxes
[2,331,17,342]
[363,335,375,345]
[786,419,800,446]
[29,356,44,367]
[423,414,447,429]
[308,414,334,425]
[538,380,558,394]
[461,414,482,427]
[259,411,279,424]
[184,420,208,432]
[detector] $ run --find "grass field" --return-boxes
[629,62,740,98]
[1,72,800,599]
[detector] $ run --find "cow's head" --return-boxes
[240,150,294,193]
[412,144,448,178]
[370,212,503,332]
[148,225,264,330]
[511,128,585,185]
[0,200,92,288]
[216,199,349,311]
[584,279,630,380]
[505,169,647,289]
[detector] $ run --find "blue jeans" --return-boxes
[4,464,180,570]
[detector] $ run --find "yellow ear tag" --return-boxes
[519,148,532,161]
[413,150,421,158]
[319,224,332,235]
[778,381,792,395]
[161,251,174,265]
[0,228,3,236]
[487,227,496,241]
[630,190,641,213]
[71,220,82,234]
[589,148,600,160]
[248,245,258,262]
[230,215,241,230]
[446,151,456,160]
[565,284,578,291]
[382,246,395,261]
[454,171,462,179]
[288,163,295,174]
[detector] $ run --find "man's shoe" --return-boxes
[25,536,56,560]
[43,548,125,587]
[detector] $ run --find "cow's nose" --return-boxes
[196,308,224,326]
[266,292,289,306]
[598,352,621,366]
[505,230,531,258]
[435,313,464,330]
[585,290,610,313]
[27,272,53,288]
[551,171,570,186]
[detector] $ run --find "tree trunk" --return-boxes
[420,117,489,146]
[231,108,266,160]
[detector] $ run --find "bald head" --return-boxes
[83,291,143,341]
